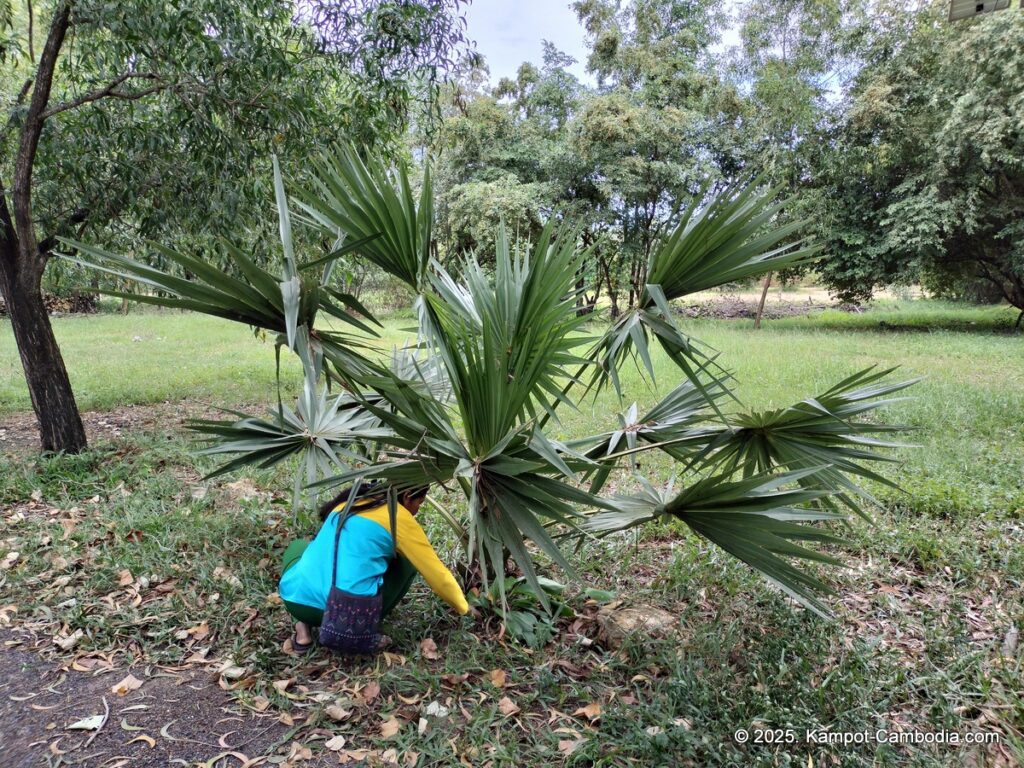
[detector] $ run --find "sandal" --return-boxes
[291,631,314,655]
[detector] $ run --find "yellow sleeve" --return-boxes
[363,505,469,615]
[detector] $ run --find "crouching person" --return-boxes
[278,482,469,655]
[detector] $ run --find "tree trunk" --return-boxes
[754,272,772,330]
[0,245,87,453]
[0,3,85,453]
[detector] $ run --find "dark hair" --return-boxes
[318,481,386,522]
[318,482,430,521]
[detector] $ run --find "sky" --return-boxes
[463,1,594,85]
[463,0,743,88]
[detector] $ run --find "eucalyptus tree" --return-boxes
[0,0,468,453]
[70,145,915,618]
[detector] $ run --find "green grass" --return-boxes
[0,309,415,414]
[768,299,1021,334]
[1,300,1022,766]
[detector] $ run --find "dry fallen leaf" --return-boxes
[286,741,313,761]
[1,551,19,570]
[111,673,144,696]
[645,725,664,737]
[489,669,507,688]
[558,738,584,756]
[417,717,429,736]
[420,638,439,660]
[67,714,104,731]
[404,750,420,767]
[573,702,602,721]
[117,569,134,587]
[53,629,83,651]
[361,681,381,703]
[339,749,374,764]
[127,734,156,748]
[673,717,692,730]
[325,734,347,751]
[119,716,144,733]
[219,665,247,681]
[380,716,402,739]
[252,696,271,713]
[423,701,450,718]
[497,696,520,717]
[325,704,352,722]
[272,678,293,694]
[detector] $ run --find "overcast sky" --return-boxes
[463,1,593,84]
[463,1,743,87]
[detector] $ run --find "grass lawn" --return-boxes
[1,302,1022,766]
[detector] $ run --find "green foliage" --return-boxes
[472,576,572,648]
[75,144,916,622]
[701,366,918,520]
[1,0,468,294]
[586,178,821,396]
[817,1,1024,311]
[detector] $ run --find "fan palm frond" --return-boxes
[294,143,433,292]
[698,367,919,520]
[584,470,845,616]
[587,180,821,397]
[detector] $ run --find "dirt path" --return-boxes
[0,400,269,455]
[0,630,326,768]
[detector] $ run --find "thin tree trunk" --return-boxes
[754,272,772,329]
[1,3,86,453]
[0,244,87,453]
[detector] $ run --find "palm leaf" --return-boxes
[697,367,919,520]
[584,470,845,616]
[293,144,433,291]
[586,179,821,398]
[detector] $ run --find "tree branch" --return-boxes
[40,71,168,119]
[37,206,88,256]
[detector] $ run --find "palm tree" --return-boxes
[66,145,915,617]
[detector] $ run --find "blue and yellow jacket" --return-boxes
[278,502,469,615]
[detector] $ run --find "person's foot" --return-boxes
[291,621,314,654]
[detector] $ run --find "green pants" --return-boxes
[280,539,417,627]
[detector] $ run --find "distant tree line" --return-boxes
[424,0,1023,320]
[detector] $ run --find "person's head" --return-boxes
[318,481,386,521]
[398,485,430,515]
[319,481,430,520]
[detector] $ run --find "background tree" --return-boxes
[817,2,1024,320]
[732,0,866,325]
[571,0,742,316]
[0,0,469,454]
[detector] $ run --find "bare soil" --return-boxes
[0,400,269,455]
[0,630,315,768]
[677,294,857,320]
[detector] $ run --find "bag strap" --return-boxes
[330,480,365,589]
[386,487,398,558]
